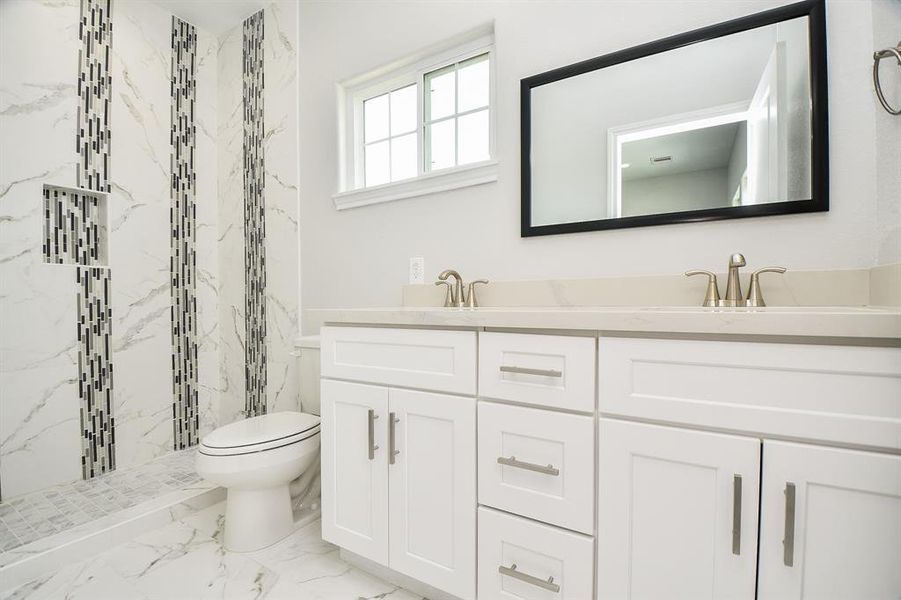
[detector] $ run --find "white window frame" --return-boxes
[334,27,497,210]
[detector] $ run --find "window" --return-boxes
[424,54,491,171]
[336,28,497,209]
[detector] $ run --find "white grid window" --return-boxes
[338,30,496,207]
[363,84,418,186]
[424,53,490,172]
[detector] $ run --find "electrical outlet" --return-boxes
[409,257,425,284]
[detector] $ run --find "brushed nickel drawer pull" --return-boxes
[732,474,742,555]
[498,563,560,593]
[784,482,796,566]
[497,455,560,476]
[367,409,379,460]
[499,365,563,378]
[389,412,399,465]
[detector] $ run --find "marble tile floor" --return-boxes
[0,502,424,600]
[0,450,203,553]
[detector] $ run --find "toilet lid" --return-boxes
[201,412,320,450]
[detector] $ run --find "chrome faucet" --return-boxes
[723,253,746,307]
[686,253,786,307]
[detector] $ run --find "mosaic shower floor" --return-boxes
[1,503,423,600]
[0,449,204,553]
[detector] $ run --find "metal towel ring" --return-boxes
[873,42,901,115]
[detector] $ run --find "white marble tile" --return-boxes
[108,0,176,469]
[264,1,300,415]
[195,27,221,439]
[1,558,148,600]
[217,23,248,427]
[0,0,82,498]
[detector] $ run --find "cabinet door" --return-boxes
[388,388,476,600]
[320,379,389,564]
[758,441,901,599]
[598,419,760,600]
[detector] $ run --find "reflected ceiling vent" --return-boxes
[650,155,673,164]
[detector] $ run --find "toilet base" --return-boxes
[224,485,293,552]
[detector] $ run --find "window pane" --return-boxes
[391,133,417,182]
[457,109,489,165]
[365,140,390,186]
[426,66,455,121]
[390,84,416,136]
[428,118,455,171]
[457,54,489,113]
[364,93,389,143]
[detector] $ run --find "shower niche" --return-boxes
[42,184,109,267]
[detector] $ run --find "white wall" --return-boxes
[623,168,729,217]
[872,0,901,266]
[294,0,891,327]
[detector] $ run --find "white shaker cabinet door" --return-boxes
[388,388,476,600]
[758,441,901,600]
[598,419,760,600]
[320,379,389,565]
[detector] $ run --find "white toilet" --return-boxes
[195,411,321,552]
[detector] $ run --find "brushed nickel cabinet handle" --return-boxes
[732,474,742,555]
[497,456,560,476]
[389,412,399,465]
[784,482,796,567]
[367,409,379,460]
[499,365,563,378]
[498,564,560,592]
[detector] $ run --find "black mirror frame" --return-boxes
[520,0,828,238]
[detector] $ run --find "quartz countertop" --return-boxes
[306,305,901,341]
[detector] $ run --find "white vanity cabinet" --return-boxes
[319,322,901,600]
[597,419,761,599]
[320,327,477,600]
[597,337,901,600]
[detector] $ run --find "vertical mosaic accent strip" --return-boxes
[76,0,115,478]
[243,10,267,418]
[170,17,199,449]
[76,0,113,193]
[42,185,107,266]
[76,267,115,478]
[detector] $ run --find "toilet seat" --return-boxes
[199,412,320,457]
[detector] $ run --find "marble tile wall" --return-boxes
[263,2,300,416]
[0,0,297,500]
[1,0,84,499]
[0,0,222,499]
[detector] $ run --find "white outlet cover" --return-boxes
[409,257,425,284]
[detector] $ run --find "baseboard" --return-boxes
[339,548,464,600]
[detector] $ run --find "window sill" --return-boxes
[332,160,499,210]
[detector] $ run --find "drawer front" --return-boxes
[479,332,595,412]
[478,506,594,600]
[478,402,594,533]
[599,337,901,451]
[320,326,476,395]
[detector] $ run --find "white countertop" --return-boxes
[307,305,901,341]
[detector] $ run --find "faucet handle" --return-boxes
[465,280,489,308]
[746,267,787,307]
[685,270,721,307]
[435,280,454,307]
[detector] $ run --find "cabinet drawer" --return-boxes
[320,326,476,395]
[599,337,901,450]
[479,332,595,412]
[478,506,594,600]
[478,402,594,533]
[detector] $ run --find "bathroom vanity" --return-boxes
[316,307,901,600]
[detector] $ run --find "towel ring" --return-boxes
[873,42,901,115]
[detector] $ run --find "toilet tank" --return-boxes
[296,336,321,416]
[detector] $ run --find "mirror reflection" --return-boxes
[528,15,815,228]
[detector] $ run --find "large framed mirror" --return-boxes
[521,0,828,237]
